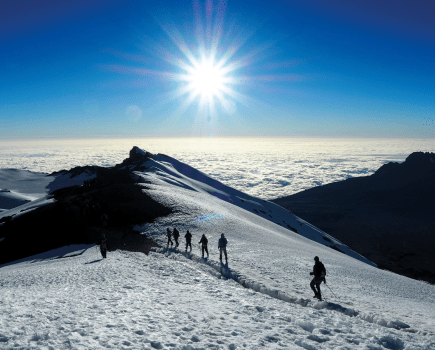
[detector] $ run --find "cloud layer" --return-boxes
[0,138,433,199]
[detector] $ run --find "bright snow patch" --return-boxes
[0,248,434,349]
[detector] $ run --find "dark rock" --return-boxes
[0,148,171,266]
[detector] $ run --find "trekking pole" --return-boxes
[324,282,338,299]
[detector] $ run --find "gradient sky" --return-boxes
[1,0,434,139]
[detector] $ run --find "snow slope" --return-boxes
[0,246,434,350]
[130,154,435,335]
[0,148,434,349]
[0,168,96,202]
[0,189,36,210]
[0,168,96,223]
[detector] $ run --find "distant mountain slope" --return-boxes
[272,152,435,284]
[0,189,36,210]
[0,167,97,199]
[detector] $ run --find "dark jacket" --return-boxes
[100,238,108,250]
[185,231,192,241]
[218,237,227,248]
[199,235,208,246]
[173,228,180,239]
[312,261,326,278]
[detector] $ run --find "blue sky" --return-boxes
[1,0,434,139]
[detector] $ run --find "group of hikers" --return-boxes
[98,223,328,300]
[166,228,228,265]
[166,228,327,299]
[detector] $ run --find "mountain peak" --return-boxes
[374,151,435,183]
[129,146,153,161]
[405,151,435,165]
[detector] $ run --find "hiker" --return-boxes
[199,234,209,258]
[185,230,192,251]
[310,256,326,299]
[100,234,108,259]
[218,233,228,265]
[101,213,108,228]
[166,228,173,247]
[173,227,180,247]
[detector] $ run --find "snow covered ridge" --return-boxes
[129,149,371,266]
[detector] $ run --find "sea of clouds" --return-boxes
[0,138,433,199]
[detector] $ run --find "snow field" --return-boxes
[156,246,434,337]
[156,246,361,315]
[0,247,433,350]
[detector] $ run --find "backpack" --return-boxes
[320,262,326,277]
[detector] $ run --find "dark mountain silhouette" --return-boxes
[272,152,435,284]
[0,148,170,265]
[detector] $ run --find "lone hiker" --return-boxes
[218,233,228,265]
[100,234,108,259]
[173,227,180,247]
[199,234,209,258]
[310,256,326,299]
[185,230,192,251]
[166,228,173,247]
[101,213,108,228]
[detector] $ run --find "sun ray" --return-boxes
[102,1,307,135]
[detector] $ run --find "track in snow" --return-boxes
[155,246,416,334]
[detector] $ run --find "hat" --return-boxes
[314,256,319,261]
[221,233,224,236]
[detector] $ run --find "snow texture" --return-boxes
[0,246,434,350]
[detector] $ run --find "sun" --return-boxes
[182,57,232,106]
[174,51,238,115]
[188,59,225,98]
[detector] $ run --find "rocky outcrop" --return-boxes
[0,147,170,265]
[115,146,154,171]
